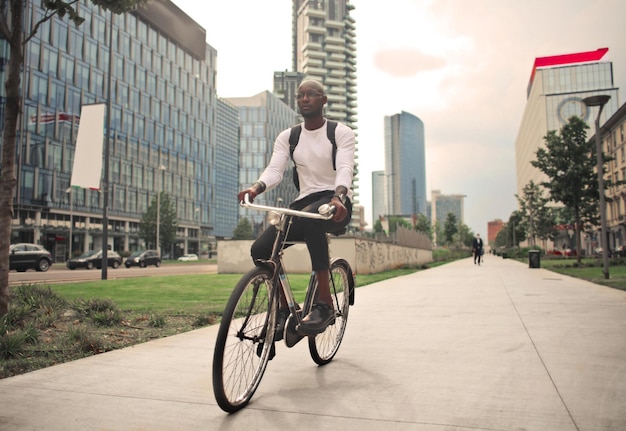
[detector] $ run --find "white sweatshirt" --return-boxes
[258,120,355,201]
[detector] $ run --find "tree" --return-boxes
[495,211,527,249]
[457,223,474,248]
[531,116,607,264]
[413,213,432,240]
[0,0,148,316]
[388,216,411,233]
[139,192,177,253]
[373,219,384,234]
[443,213,458,246]
[233,218,254,240]
[517,181,557,248]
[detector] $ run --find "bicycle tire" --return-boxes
[308,259,352,365]
[212,266,278,412]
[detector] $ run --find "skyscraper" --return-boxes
[384,111,427,218]
[292,0,357,128]
[371,170,386,222]
[515,48,620,197]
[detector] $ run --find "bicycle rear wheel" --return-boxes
[309,259,352,365]
[212,266,277,412]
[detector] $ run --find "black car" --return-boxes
[125,250,161,268]
[9,243,53,272]
[66,250,122,270]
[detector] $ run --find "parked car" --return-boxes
[125,250,161,268]
[66,250,122,270]
[177,254,198,262]
[9,243,53,272]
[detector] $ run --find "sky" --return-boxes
[173,0,626,236]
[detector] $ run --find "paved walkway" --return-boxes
[1,256,625,431]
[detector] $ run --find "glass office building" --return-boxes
[225,91,299,237]
[384,111,427,218]
[1,0,239,261]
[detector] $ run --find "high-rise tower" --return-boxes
[384,111,427,219]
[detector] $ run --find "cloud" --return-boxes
[373,48,446,77]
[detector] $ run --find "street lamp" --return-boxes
[155,164,166,256]
[195,206,201,256]
[65,187,74,260]
[527,190,534,248]
[583,94,611,279]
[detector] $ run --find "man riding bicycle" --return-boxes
[237,79,356,336]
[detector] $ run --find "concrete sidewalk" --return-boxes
[1,256,625,431]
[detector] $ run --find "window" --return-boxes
[84,38,98,66]
[90,69,104,97]
[49,81,65,110]
[70,30,83,59]
[29,41,40,70]
[75,63,89,89]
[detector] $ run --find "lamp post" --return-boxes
[195,206,201,256]
[66,187,73,260]
[101,14,114,280]
[527,190,534,248]
[155,164,166,256]
[583,94,611,279]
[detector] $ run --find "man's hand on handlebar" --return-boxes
[237,188,257,204]
[238,181,266,204]
[330,197,347,222]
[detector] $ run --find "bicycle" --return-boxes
[212,194,355,413]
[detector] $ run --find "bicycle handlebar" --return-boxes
[241,194,335,220]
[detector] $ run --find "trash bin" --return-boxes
[529,250,540,268]
[501,252,508,259]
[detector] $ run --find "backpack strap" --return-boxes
[289,125,302,162]
[326,120,338,170]
[289,120,337,170]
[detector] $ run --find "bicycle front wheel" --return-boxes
[309,259,352,365]
[212,266,277,412]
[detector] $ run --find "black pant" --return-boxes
[250,190,352,271]
[474,249,482,263]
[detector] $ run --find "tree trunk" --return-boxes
[0,1,25,317]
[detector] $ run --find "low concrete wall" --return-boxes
[217,236,432,274]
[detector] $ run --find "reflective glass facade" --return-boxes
[226,92,299,237]
[1,0,238,261]
[384,111,427,218]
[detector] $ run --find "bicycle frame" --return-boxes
[241,194,335,330]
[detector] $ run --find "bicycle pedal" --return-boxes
[256,341,276,360]
[284,316,305,348]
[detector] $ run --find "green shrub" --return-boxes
[72,298,118,316]
[147,314,166,328]
[11,284,67,312]
[192,314,217,328]
[66,326,105,354]
[91,309,122,327]
[0,332,26,359]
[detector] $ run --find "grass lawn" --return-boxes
[521,257,626,291]
[0,267,423,378]
[47,268,422,315]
